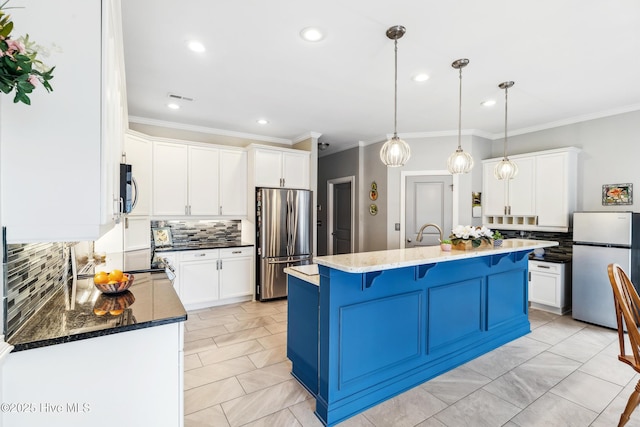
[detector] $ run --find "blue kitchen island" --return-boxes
[285,239,557,426]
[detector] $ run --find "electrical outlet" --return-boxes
[395,223,400,231]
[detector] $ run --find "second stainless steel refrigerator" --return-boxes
[256,188,312,301]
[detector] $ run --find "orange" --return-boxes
[93,309,107,316]
[107,280,118,285]
[94,272,109,284]
[108,269,124,282]
[109,309,124,316]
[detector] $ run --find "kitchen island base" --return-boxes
[288,249,534,426]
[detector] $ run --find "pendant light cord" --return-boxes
[457,67,462,150]
[393,38,398,139]
[503,85,509,160]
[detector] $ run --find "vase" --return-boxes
[452,239,493,251]
[440,243,452,251]
[494,239,503,247]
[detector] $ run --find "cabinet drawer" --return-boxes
[529,261,563,274]
[179,250,220,261]
[220,247,254,258]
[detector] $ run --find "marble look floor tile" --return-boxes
[271,312,288,322]
[233,309,282,321]
[185,356,257,390]
[528,308,559,329]
[240,301,284,313]
[184,377,245,415]
[257,331,287,349]
[184,404,230,427]
[482,351,581,408]
[579,351,637,386]
[221,379,309,427]
[465,336,549,379]
[186,315,239,330]
[527,316,586,346]
[184,353,203,371]
[196,306,248,319]
[550,370,622,413]
[185,324,229,342]
[414,418,447,427]
[214,326,272,347]
[547,326,616,363]
[185,337,216,353]
[433,389,520,427]
[248,344,288,368]
[590,394,639,427]
[288,399,324,427]
[510,392,598,427]
[265,321,287,334]
[421,365,492,405]
[223,316,278,333]
[338,414,376,426]
[236,360,293,394]
[197,340,265,366]
[361,387,447,427]
[242,408,301,427]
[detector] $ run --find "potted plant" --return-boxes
[440,239,452,251]
[493,230,504,247]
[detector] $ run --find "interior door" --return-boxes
[332,182,352,255]
[405,175,452,247]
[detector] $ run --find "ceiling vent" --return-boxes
[167,93,194,102]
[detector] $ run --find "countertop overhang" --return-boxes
[314,239,558,273]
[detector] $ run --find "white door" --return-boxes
[220,256,253,299]
[220,150,247,216]
[509,156,535,215]
[482,160,507,216]
[283,151,310,189]
[405,175,453,247]
[254,150,283,187]
[180,260,219,307]
[153,142,188,216]
[188,146,220,215]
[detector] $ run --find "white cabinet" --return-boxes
[152,141,247,217]
[219,247,254,299]
[482,147,579,232]
[529,260,572,315]
[165,247,254,310]
[124,132,152,216]
[251,146,310,189]
[0,0,127,242]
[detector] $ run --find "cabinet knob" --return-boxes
[232,250,241,254]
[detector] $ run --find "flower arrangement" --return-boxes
[0,1,54,104]
[449,225,494,249]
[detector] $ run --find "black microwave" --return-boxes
[119,163,137,214]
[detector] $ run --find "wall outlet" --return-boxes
[395,223,400,231]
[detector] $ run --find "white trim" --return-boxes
[128,115,292,144]
[293,132,322,143]
[327,176,356,255]
[400,170,459,250]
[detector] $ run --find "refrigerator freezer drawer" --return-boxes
[259,256,312,301]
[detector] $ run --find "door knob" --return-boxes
[407,238,412,242]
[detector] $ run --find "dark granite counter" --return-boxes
[6,271,187,352]
[528,253,572,264]
[154,241,253,252]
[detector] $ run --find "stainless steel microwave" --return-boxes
[119,163,137,214]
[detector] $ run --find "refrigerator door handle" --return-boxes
[267,257,312,265]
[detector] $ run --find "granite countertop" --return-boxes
[285,264,319,286]
[7,271,187,352]
[154,241,254,252]
[314,239,559,273]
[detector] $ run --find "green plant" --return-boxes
[492,230,503,240]
[441,239,452,244]
[0,1,55,104]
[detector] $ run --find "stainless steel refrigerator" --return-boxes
[572,211,640,328]
[256,188,312,301]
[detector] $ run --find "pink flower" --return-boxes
[28,75,38,87]
[5,39,25,54]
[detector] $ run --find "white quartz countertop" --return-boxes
[314,239,558,274]
[284,264,319,286]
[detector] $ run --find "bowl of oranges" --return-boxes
[93,269,134,294]
[93,291,135,316]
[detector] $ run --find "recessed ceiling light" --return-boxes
[412,73,430,83]
[167,103,180,110]
[481,99,496,107]
[300,27,324,42]
[187,40,206,53]
[257,119,269,125]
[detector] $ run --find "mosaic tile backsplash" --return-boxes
[496,230,573,257]
[150,220,242,250]
[3,242,69,337]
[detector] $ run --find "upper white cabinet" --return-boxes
[152,140,247,217]
[482,147,579,232]
[0,0,127,243]
[124,132,152,216]
[250,146,310,189]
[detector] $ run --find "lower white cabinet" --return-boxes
[528,260,572,314]
[165,247,254,310]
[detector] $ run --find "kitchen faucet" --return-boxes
[416,223,444,243]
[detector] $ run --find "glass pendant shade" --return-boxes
[494,158,518,180]
[447,148,474,174]
[447,58,473,174]
[380,135,411,167]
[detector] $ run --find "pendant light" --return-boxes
[494,81,518,180]
[380,25,411,167]
[447,58,474,174]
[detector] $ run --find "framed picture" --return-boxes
[602,183,633,206]
[152,227,173,247]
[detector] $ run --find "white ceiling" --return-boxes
[121,0,640,153]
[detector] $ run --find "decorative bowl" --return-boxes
[94,273,134,294]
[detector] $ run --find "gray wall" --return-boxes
[491,110,640,212]
[317,146,360,255]
[359,141,388,251]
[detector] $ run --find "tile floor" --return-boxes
[183,301,640,427]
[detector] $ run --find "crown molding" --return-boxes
[293,131,322,143]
